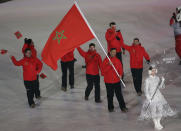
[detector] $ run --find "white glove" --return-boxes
[148,99,152,103]
[161,77,165,82]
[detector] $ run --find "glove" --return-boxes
[24,38,28,44]
[122,48,125,55]
[73,58,77,62]
[172,12,177,21]
[116,36,120,41]
[116,30,120,32]
[149,99,152,103]
[27,39,32,45]
[146,60,150,64]
[161,77,165,82]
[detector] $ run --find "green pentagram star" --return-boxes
[53,30,67,44]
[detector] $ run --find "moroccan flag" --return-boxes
[14,31,22,39]
[0,49,8,55]
[40,73,47,79]
[41,3,95,70]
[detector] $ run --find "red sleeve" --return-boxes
[36,58,43,74]
[11,56,24,66]
[117,59,123,77]
[22,44,28,54]
[142,47,150,61]
[77,47,86,58]
[101,58,112,76]
[169,17,175,26]
[122,43,131,51]
[31,45,37,58]
[97,54,102,69]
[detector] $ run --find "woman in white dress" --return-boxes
[139,65,176,130]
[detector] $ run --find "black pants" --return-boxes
[61,60,74,88]
[24,80,37,106]
[85,74,100,101]
[131,68,143,93]
[116,52,124,79]
[35,75,41,98]
[105,82,126,110]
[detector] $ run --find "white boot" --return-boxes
[157,118,163,130]
[153,118,163,130]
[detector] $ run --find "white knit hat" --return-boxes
[148,64,157,75]
[176,6,181,11]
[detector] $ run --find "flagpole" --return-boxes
[74,1,126,87]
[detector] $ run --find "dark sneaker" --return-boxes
[121,107,128,113]
[179,61,181,65]
[36,96,42,100]
[109,109,115,112]
[61,87,67,92]
[95,100,102,103]
[70,85,74,89]
[84,96,89,101]
[30,104,36,108]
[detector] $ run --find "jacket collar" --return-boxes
[88,50,97,55]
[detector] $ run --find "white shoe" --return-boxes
[155,125,163,130]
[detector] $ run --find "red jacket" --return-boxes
[61,50,75,62]
[11,56,43,81]
[22,43,37,58]
[77,47,102,75]
[101,56,123,83]
[123,43,150,69]
[105,28,124,53]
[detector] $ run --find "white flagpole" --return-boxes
[74,1,126,87]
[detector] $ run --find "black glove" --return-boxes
[116,36,120,41]
[27,39,32,45]
[172,12,177,21]
[116,30,120,32]
[146,60,150,64]
[82,65,86,68]
[73,58,77,62]
[24,38,28,44]
[122,48,125,55]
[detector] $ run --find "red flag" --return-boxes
[14,31,22,39]
[0,49,8,55]
[40,73,47,79]
[41,3,95,70]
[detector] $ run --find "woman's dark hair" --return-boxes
[149,66,153,70]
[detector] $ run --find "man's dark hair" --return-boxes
[24,48,31,53]
[109,22,116,27]
[110,48,116,52]
[89,43,95,47]
[134,38,139,42]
